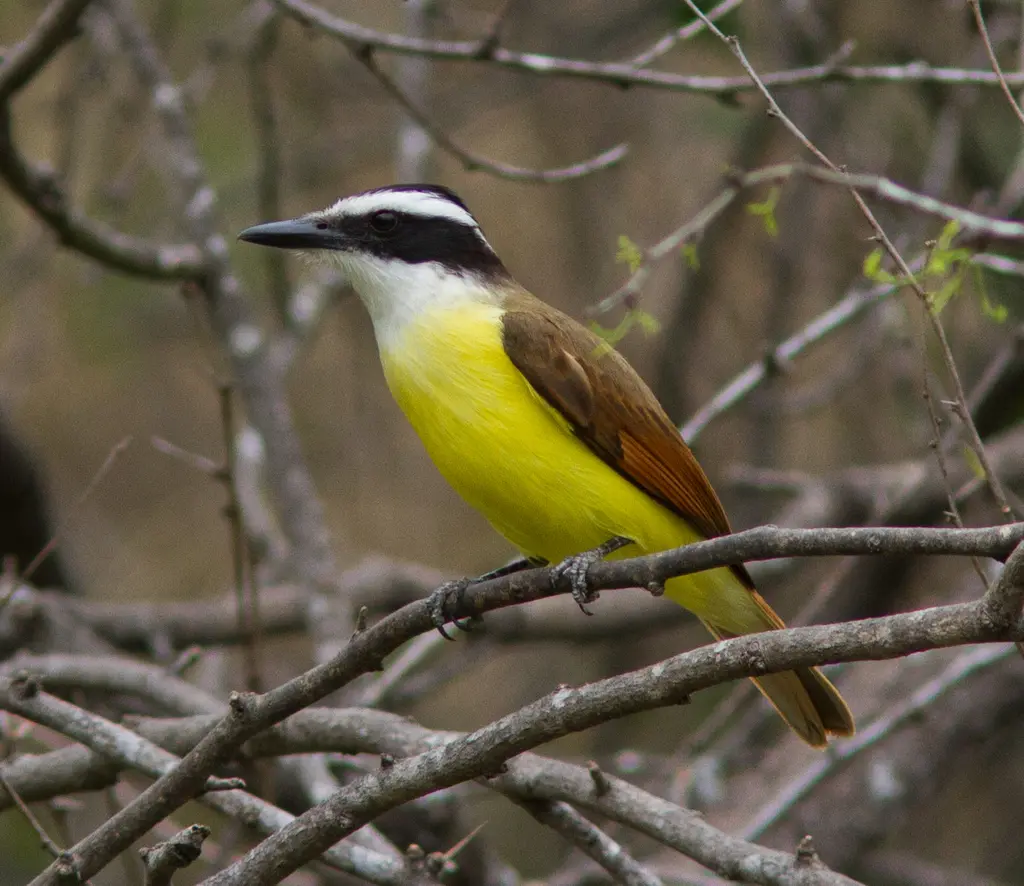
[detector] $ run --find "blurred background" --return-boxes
[2,0,1024,883]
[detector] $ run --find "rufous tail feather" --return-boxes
[702,590,854,748]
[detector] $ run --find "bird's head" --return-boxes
[239,185,510,337]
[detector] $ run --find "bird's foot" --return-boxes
[551,536,633,616]
[426,556,539,640]
[426,579,475,641]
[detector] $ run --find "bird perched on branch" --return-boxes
[239,184,854,747]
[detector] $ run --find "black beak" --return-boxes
[237,218,339,250]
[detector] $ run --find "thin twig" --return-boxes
[269,0,1024,97]
[969,0,1024,128]
[681,0,1016,523]
[245,8,290,324]
[356,50,628,182]
[21,437,133,584]
[681,265,911,441]
[920,369,990,588]
[629,0,746,68]
[0,767,64,857]
[740,644,1012,839]
[150,437,220,475]
[0,0,95,102]
[218,385,263,694]
[515,798,663,886]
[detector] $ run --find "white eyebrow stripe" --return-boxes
[324,190,480,229]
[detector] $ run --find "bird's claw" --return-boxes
[426,578,475,640]
[551,536,633,616]
[551,551,602,615]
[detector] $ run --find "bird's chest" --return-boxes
[377,306,604,555]
[380,306,543,480]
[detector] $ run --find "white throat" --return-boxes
[327,253,501,349]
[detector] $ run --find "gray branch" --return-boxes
[270,0,1024,97]
[25,526,1024,885]
[140,824,211,886]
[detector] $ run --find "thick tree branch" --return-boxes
[200,589,1021,884]
[25,526,1024,885]
[0,677,422,885]
[6,634,1018,886]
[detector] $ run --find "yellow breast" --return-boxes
[378,302,700,562]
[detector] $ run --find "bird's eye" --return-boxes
[315,221,329,230]
[369,210,399,234]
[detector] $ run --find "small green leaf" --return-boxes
[927,272,964,315]
[973,264,1009,323]
[634,309,662,335]
[863,247,898,283]
[590,317,630,347]
[746,187,780,237]
[616,234,644,273]
[589,307,661,350]
[681,242,700,271]
[863,248,882,279]
[963,445,986,481]
[935,219,960,252]
[925,221,972,278]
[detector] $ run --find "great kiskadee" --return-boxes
[238,184,855,747]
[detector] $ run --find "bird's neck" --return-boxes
[336,255,505,350]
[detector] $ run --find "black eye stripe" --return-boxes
[327,210,509,279]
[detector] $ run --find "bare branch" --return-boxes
[0,766,65,857]
[0,0,95,102]
[199,580,1024,886]
[0,107,204,279]
[63,558,442,652]
[740,644,1013,840]
[1,700,851,884]
[514,798,664,886]
[0,677,419,885]
[1,653,223,715]
[140,824,211,886]
[103,0,342,639]
[594,154,1024,320]
[681,0,1016,523]
[969,0,1024,128]
[269,0,1024,97]
[24,522,1023,885]
[629,0,746,68]
[681,269,907,441]
[357,49,628,182]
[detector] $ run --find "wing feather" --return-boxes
[502,290,752,586]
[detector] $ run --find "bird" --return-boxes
[238,184,855,747]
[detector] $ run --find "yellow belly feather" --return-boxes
[379,302,761,633]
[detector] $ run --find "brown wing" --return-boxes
[502,289,751,585]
